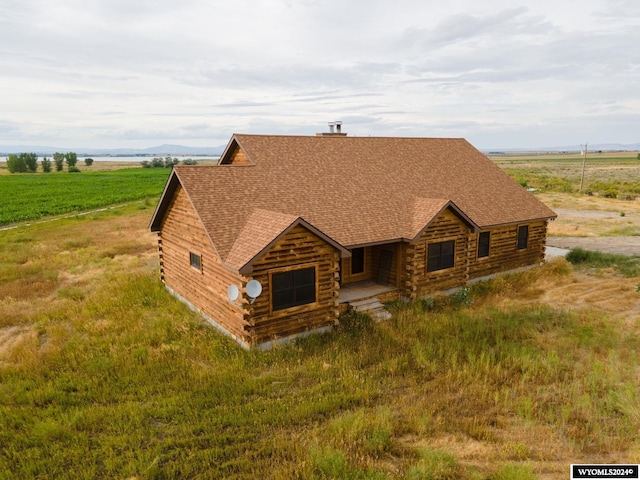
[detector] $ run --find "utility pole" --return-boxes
[579,142,587,192]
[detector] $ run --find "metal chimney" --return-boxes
[316,121,347,136]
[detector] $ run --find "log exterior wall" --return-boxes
[246,225,340,346]
[340,247,373,284]
[158,190,548,346]
[399,212,548,299]
[403,209,471,298]
[371,244,401,287]
[467,220,548,279]
[158,186,249,343]
[340,244,401,287]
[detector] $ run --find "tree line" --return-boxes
[141,157,198,168]
[5,152,93,173]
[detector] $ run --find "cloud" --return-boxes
[0,0,638,148]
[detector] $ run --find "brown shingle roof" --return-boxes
[151,134,556,272]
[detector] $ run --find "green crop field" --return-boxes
[0,168,170,226]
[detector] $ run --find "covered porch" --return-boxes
[338,280,398,304]
[337,242,403,313]
[337,280,400,318]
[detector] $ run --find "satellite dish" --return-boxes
[227,284,239,302]
[246,280,263,303]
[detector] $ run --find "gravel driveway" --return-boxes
[547,236,640,257]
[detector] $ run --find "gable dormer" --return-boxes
[218,136,252,165]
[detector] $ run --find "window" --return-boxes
[351,247,365,274]
[427,240,455,272]
[517,225,528,250]
[271,266,316,311]
[189,252,202,271]
[478,232,490,258]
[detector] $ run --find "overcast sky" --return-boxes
[1,0,639,150]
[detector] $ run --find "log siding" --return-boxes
[403,209,470,298]
[158,186,249,343]
[246,225,340,345]
[220,144,251,165]
[468,221,548,279]
[340,247,373,284]
[158,191,548,347]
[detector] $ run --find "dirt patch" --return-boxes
[539,194,640,255]
[492,260,640,327]
[553,208,623,220]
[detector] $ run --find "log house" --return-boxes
[150,130,556,349]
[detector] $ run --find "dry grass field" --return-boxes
[0,156,639,478]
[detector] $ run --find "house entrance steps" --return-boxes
[339,280,397,320]
[348,297,392,321]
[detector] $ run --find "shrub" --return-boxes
[68,166,81,173]
[565,248,590,264]
[41,157,52,173]
[84,158,94,166]
[64,152,78,168]
[6,154,26,173]
[566,248,640,276]
[588,180,619,198]
[53,152,65,171]
[419,296,436,311]
[164,156,179,168]
[450,286,473,309]
[182,158,198,165]
[23,153,38,172]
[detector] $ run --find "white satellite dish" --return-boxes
[246,280,263,303]
[227,284,239,303]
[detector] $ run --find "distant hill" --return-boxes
[484,143,640,154]
[2,142,638,157]
[0,144,226,156]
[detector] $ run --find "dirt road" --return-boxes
[547,236,640,256]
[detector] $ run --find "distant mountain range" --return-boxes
[484,143,640,154]
[0,144,225,156]
[1,142,638,157]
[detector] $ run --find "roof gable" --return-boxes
[407,199,479,241]
[218,136,253,165]
[227,209,350,274]
[149,169,180,232]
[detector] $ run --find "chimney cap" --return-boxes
[316,121,347,136]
